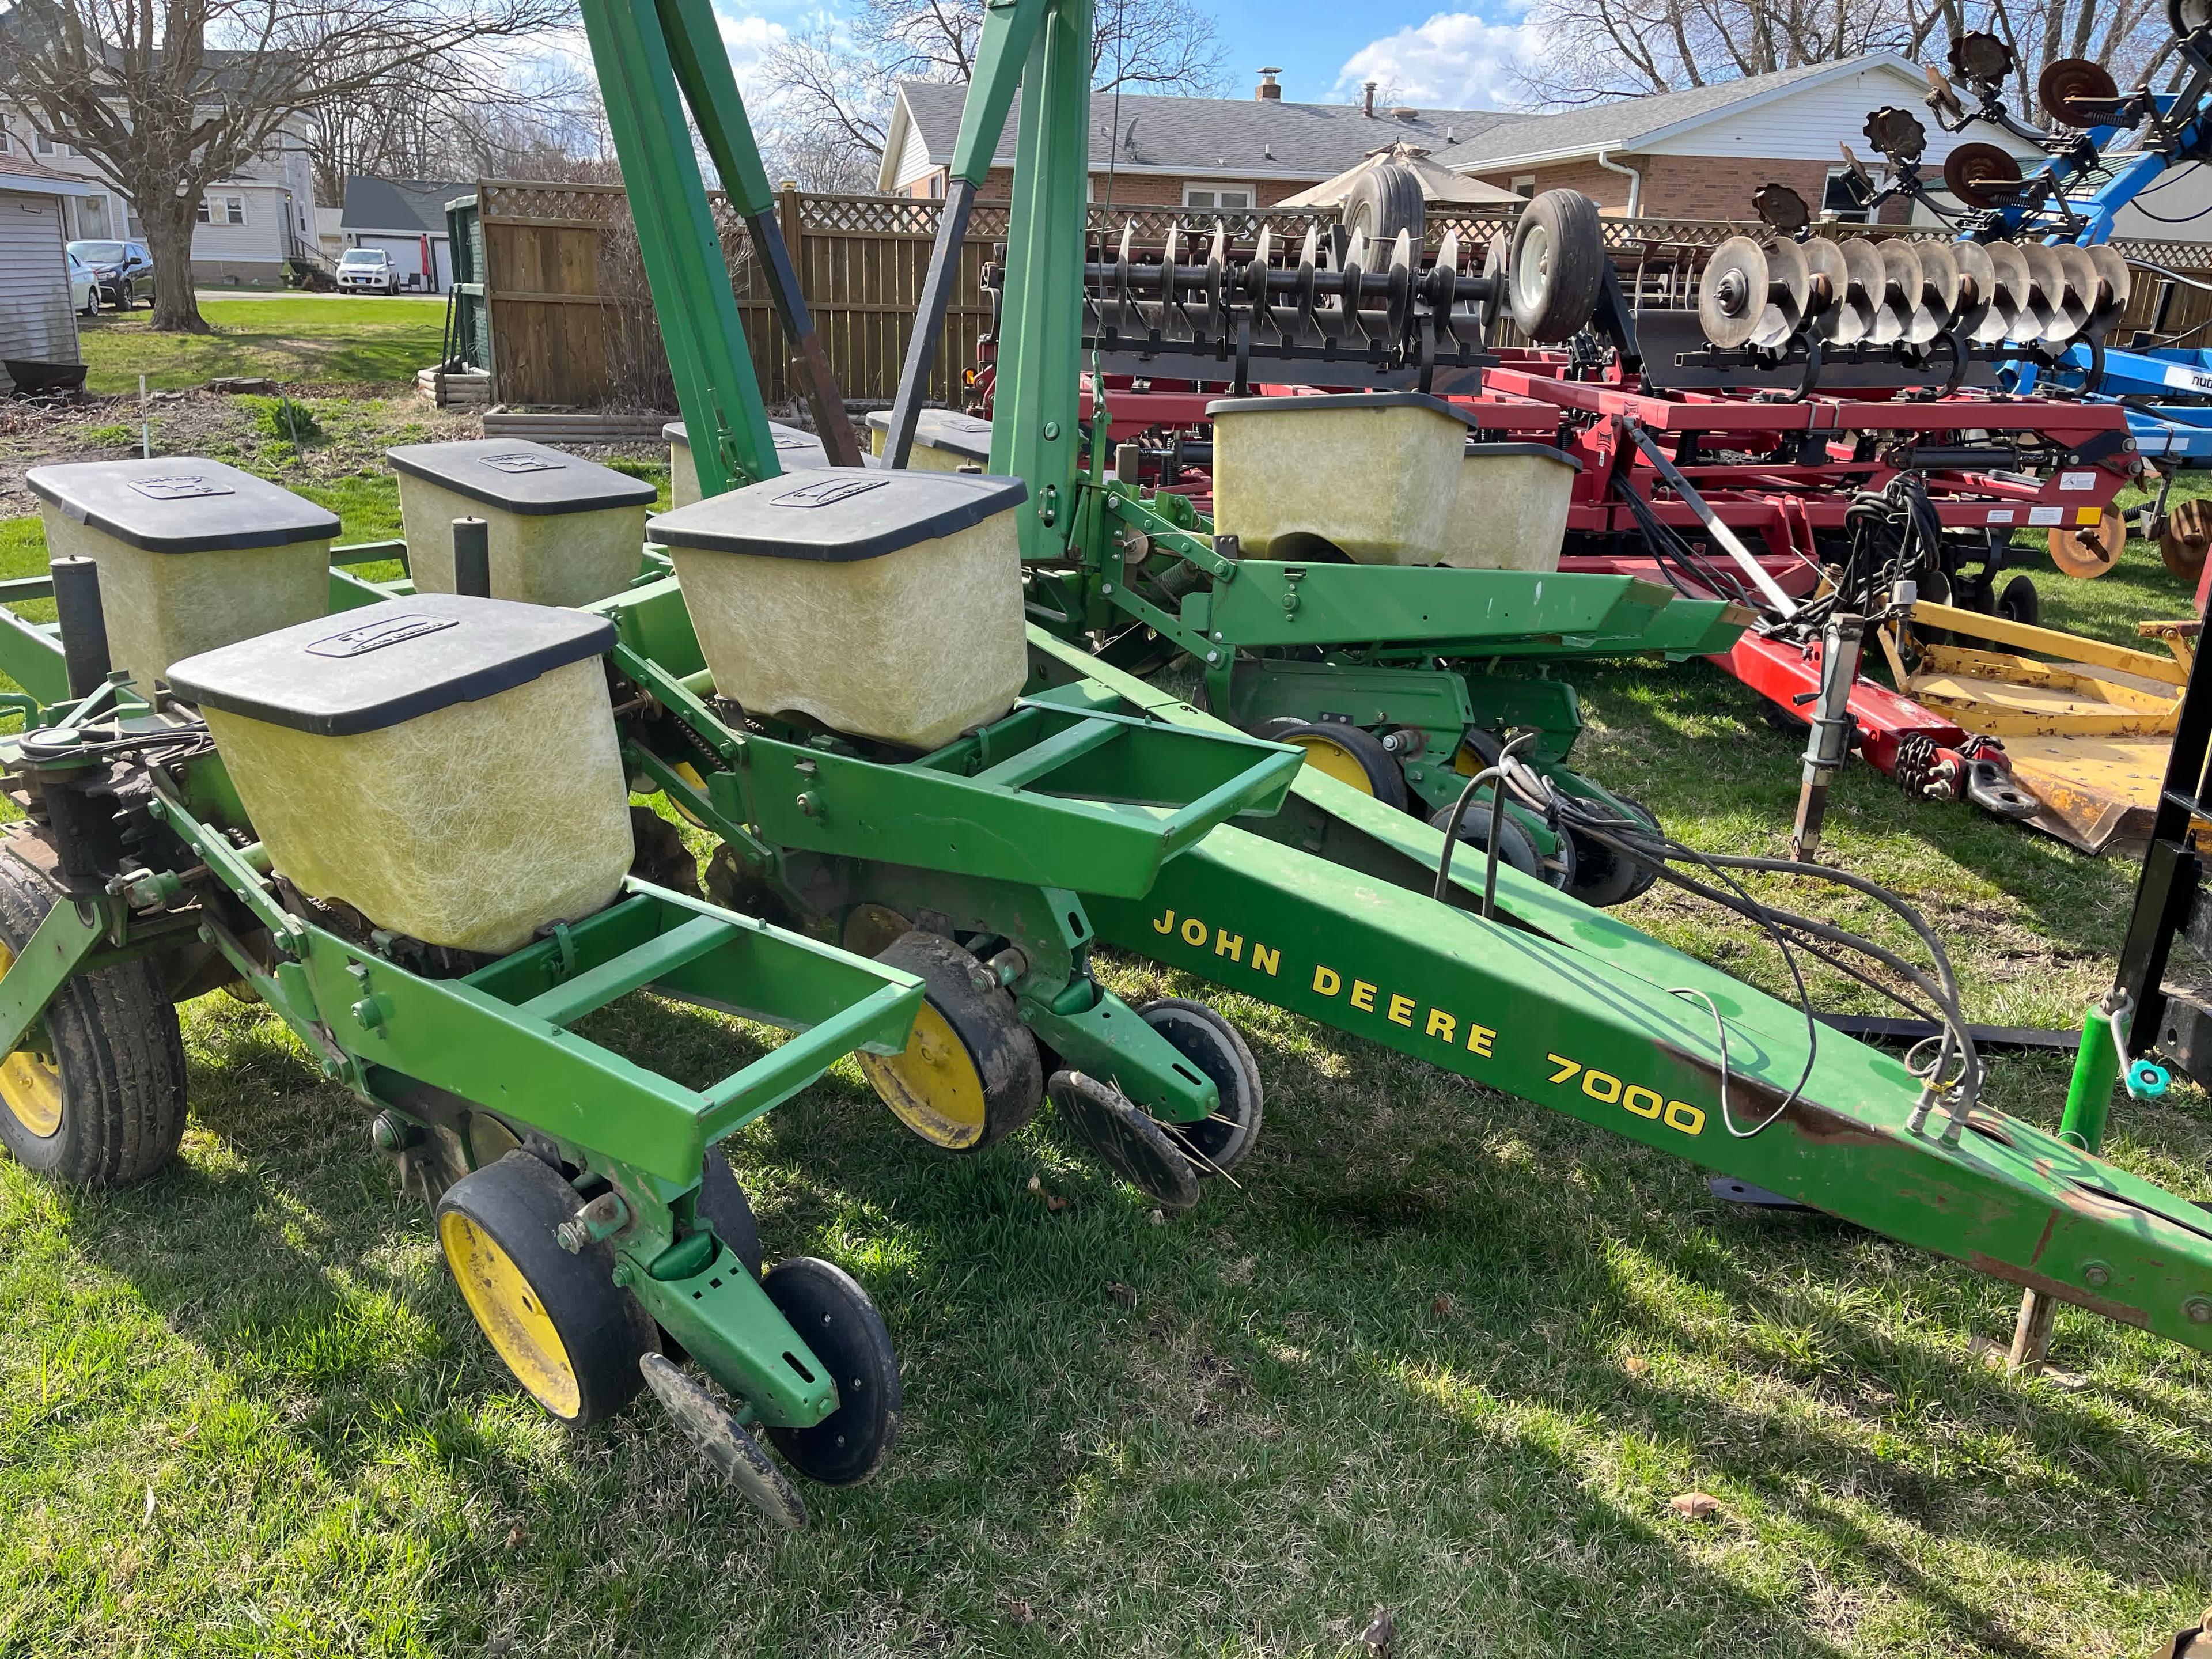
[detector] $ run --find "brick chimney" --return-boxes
[1256,66,1281,100]
[1363,81,1378,117]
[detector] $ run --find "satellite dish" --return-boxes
[1943,142,2025,209]
[1952,240,2000,342]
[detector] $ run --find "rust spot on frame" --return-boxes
[1968,1254,2150,1328]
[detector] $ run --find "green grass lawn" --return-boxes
[0,463,2206,1656]
[77,298,449,395]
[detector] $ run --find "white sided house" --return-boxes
[337,176,469,293]
[0,103,319,283]
[0,154,93,391]
[1433,54,2047,224]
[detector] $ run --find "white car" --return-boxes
[67,251,100,317]
[336,248,398,294]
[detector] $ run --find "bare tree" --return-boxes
[760,0,1227,186]
[1516,0,2166,108]
[0,0,571,332]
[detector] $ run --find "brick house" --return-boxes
[877,73,1514,208]
[1435,54,2044,224]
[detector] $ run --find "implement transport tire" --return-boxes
[1510,190,1608,343]
[0,853,186,1187]
[858,931,1042,1152]
[437,1151,655,1427]
[1281,722,1410,809]
[1343,164,1427,248]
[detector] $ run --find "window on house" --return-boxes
[34,131,66,157]
[196,195,246,225]
[0,126,12,155]
[1510,175,1536,198]
[1823,165,1880,223]
[1183,184,1253,211]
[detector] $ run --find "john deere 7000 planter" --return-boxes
[5,0,2212,1541]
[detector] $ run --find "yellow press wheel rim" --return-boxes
[857,999,990,1149]
[0,942,62,1139]
[668,761,711,828]
[438,1211,582,1419]
[1290,732,1379,796]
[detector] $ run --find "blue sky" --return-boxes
[711,0,1546,118]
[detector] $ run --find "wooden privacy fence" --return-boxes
[467,179,2212,410]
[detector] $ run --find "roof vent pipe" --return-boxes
[1363,81,1377,117]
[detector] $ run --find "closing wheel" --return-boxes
[1509,190,1607,343]
[1429,800,1547,884]
[436,1150,655,1427]
[2047,515,2124,578]
[760,1257,902,1487]
[0,853,186,1187]
[1996,573,2041,627]
[1281,721,1409,809]
[1050,1069,1201,1212]
[2161,497,2212,583]
[1136,998,1263,1175]
[638,1352,808,1529]
[858,930,1042,1151]
[1567,796,1663,908]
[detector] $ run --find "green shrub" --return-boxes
[248,395,324,445]
[82,423,137,448]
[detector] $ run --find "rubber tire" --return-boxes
[1136,998,1263,1175]
[1342,163,1427,249]
[1510,190,1607,343]
[698,1144,764,1279]
[1246,716,1309,744]
[1429,800,1543,882]
[1996,573,2041,627]
[0,853,187,1187]
[762,1257,902,1487]
[1282,722,1410,810]
[435,1150,656,1428]
[859,930,1043,1152]
[1567,796,1662,908]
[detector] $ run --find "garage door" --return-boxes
[360,234,425,284]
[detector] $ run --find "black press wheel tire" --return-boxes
[435,1150,657,1429]
[1567,796,1663,908]
[1245,716,1310,744]
[0,852,187,1187]
[1281,721,1411,810]
[760,1257,902,1487]
[1509,190,1608,343]
[1997,573,2041,627]
[697,1143,764,1279]
[1429,799,1544,883]
[1135,997,1264,1175]
[1342,162,1427,249]
[858,930,1043,1153]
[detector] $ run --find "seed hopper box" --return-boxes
[1206,393,1472,564]
[166,594,634,954]
[388,440,656,608]
[866,409,994,472]
[1441,443,1581,573]
[666,420,831,506]
[649,468,1028,751]
[25,457,337,690]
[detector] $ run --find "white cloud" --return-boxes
[1335,11,1545,110]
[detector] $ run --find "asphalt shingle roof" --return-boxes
[896,79,1519,178]
[340,176,473,236]
[1430,59,1853,168]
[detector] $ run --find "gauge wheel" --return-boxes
[2160,497,2212,584]
[1136,998,1264,1175]
[436,1150,656,1428]
[1429,799,1546,884]
[0,851,187,1187]
[1567,796,1663,908]
[761,1257,903,1487]
[2046,516,2124,578]
[858,930,1042,1152]
[1280,721,1409,809]
[1996,573,2042,627]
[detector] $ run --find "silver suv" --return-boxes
[336,248,397,294]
